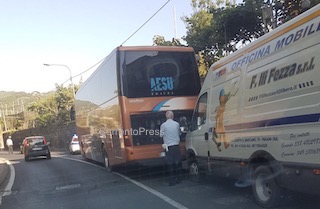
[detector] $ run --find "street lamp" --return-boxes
[43,63,76,99]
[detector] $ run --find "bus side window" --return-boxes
[190,92,208,131]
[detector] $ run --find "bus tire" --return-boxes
[252,165,282,208]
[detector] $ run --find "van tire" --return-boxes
[188,157,203,182]
[252,165,282,208]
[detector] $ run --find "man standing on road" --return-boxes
[160,111,181,186]
[6,136,13,154]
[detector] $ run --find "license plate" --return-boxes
[159,152,166,157]
[32,147,42,151]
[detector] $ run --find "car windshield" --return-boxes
[27,138,45,146]
[0,1,319,209]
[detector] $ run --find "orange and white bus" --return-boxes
[75,46,201,169]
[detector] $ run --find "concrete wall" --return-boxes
[2,122,76,151]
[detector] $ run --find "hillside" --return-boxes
[0,91,53,110]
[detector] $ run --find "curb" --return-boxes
[0,158,9,190]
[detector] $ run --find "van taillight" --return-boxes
[43,138,47,144]
[313,169,320,175]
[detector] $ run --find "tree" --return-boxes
[183,0,266,72]
[27,84,76,127]
[152,35,183,46]
[276,0,319,24]
[27,95,57,127]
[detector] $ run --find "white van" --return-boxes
[186,4,320,208]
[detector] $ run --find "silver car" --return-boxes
[69,134,80,154]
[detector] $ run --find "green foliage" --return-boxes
[0,91,54,131]
[275,0,319,23]
[183,0,265,66]
[152,35,184,46]
[183,2,214,53]
[27,84,77,127]
[182,0,318,77]
[197,52,209,77]
[27,95,57,127]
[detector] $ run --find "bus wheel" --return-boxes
[252,165,281,208]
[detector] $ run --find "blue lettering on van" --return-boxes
[249,57,315,89]
[231,45,271,70]
[151,77,174,92]
[275,21,320,51]
[231,21,320,71]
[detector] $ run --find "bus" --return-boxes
[75,46,201,169]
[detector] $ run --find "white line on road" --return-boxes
[115,172,189,209]
[54,155,189,209]
[56,184,81,191]
[0,158,16,205]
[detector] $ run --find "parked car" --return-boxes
[23,136,51,161]
[69,134,80,154]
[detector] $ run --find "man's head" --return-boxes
[165,111,174,120]
[9,136,11,139]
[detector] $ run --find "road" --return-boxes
[0,151,318,209]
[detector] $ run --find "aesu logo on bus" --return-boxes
[150,77,174,96]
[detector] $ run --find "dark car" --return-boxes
[23,136,51,161]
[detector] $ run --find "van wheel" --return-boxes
[47,153,51,159]
[188,157,202,182]
[252,165,282,208]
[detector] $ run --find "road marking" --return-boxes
[0,158,15,205]
[115,172,189,209]
[55,155,189,209]
[56,184,81,191]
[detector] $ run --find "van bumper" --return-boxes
[278,164,320,196]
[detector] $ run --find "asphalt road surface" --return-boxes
[0,151,318,209]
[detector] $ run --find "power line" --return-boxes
[120,0,171,46]
[72,0,171,81]
[50,0,171,92]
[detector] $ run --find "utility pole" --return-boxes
[0,103,8,131]
[173,6,177,39]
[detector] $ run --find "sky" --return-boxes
[0,0,195,93]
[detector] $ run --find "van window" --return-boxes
[190,93,207,131]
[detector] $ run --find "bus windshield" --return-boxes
[121,50,201,98]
